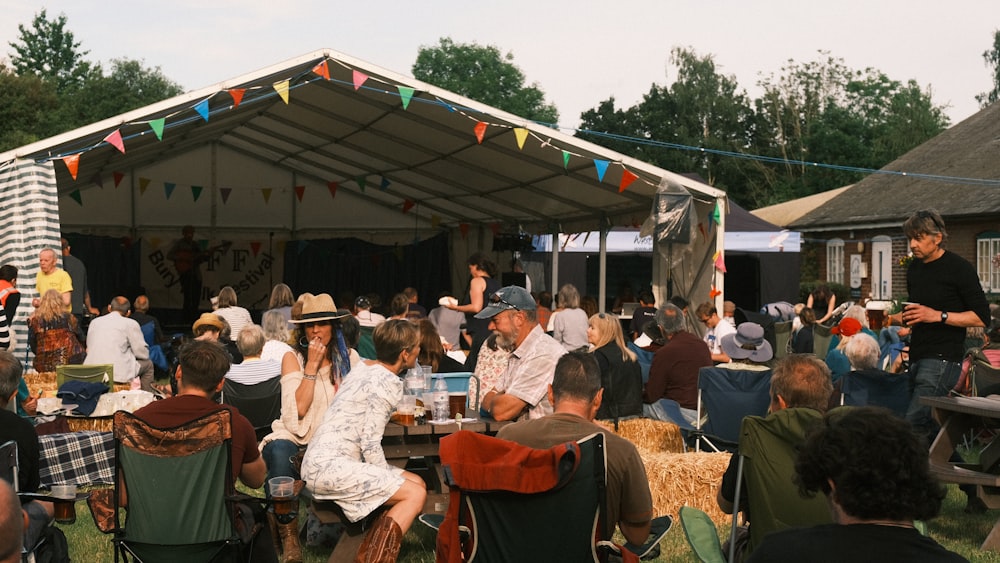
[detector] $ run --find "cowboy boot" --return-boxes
[278,517,303,563]
[266,512,281,557]
[353,513,403,563]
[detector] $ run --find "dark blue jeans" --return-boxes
[905,357,961,442]
[261,439,303,498]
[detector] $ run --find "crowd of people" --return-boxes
[1,209,994,562]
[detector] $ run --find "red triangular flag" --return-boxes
[312,60,330,80]
[619,170,638,193]
[250,241,262,257]
[104,129,126,154]
[402,199,415,213]
[294,186,305,202]
[229,88,245,108]
[352,70,368,90]
[490,222,501,236]
[113,171,125,188]
[474,121,487,144]
[63,154,80,180]
[327,181,338,199]
[459,223,470,239]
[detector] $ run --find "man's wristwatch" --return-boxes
[941,311,949,323]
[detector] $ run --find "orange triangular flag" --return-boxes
[312,60,330,80]
[402,199,415,213]
[63,154,81,180]
[619,169,638,193]
[104,130,126,154]
[262,188,273,203]
[229,88,245,108]
[513,128,529,149]
[474,122,487,144]
[352,70,368,90]
[274,80,290,104]
[250,241,262,257]
[294,186,305,202]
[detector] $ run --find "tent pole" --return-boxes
[550,224,559,296]
[598,222,607,314]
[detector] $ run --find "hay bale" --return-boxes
[594,418,684,453]
[67,417,114,432]
[24,372,57,397]
[641,451,732,524]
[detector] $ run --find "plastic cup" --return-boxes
[448,392,467,418]
[397,395,416,426]
[268,476,297,520]
[51,484,77,524]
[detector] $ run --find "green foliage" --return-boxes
[0,64,61,150]
[413,37,558,124]
[8,9,93,94]
[69,58,184,124]
[977,29,1000,108]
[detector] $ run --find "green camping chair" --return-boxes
[112,409,247,563]
[56,364,114,391]
[357,326,376,360]
[811,324,833,361]
[679,505,726,563]
[773,321,792,360]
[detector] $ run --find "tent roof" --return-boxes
[750,186,851,228]
[0,48,725,236]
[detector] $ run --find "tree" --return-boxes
[0,64,61,152]
[413,37,559,124]
[69,58,185,124]
[8,9,93,94]
[976,29,1000,108]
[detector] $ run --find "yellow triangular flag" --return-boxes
[274,80,290,104]
[513,128,529,150]
[262,188,273,203]
[139,177,151,195]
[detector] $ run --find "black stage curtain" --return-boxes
[63,234,143,309]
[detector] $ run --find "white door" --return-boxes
[871,237,893,299]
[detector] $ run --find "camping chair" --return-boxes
[357,326,376,360]
[678,505,726,563]
[1,440,47,562]
[773,321,792,360]
[839,370,910,417]
[693,367,772,452]
[967,348,1000,397]
[811,324,833,361]
[729,408,832,561]
[221,377,282,442]
[111,409,253,563]
[56,364,114,391]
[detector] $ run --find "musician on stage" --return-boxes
[167,225,211,325]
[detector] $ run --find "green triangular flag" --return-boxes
[68,189,83,206]
[192,185,203,202]
[397,86,415,110]
[149,118,165,141]
[357,175,367,192]
[562,151,571,169]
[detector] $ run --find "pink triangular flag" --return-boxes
[352,70,368,91]
[714,251,727,273]
[104,130,126,154]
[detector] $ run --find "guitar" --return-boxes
[171,240,233,274]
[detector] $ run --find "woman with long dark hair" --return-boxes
[446,252,501,368]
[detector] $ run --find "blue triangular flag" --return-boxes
[593,159,610,182]
[194,100,210,122]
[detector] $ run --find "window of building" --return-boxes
[826,238,845,285]
[977,232,1000,294]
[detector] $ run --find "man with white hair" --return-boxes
[32,248,71,311]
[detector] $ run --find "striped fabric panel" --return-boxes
[0,159,63,365]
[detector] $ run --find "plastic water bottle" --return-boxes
[432,374,449,422]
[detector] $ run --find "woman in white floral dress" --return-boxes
[301,319,427,561]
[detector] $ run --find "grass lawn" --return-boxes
[57,483,1000,562]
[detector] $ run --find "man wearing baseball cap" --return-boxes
[476,286,566,421]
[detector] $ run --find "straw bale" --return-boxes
[594,418,684,454]
[67,417,113,432]
[641,451,732,524]
[24,372,57,397]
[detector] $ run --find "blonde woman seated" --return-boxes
[587,313,643,421]
[301,320,427,561]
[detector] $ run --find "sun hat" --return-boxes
[720,322,774,362]
[192,312,224,332]
[474,286,537,319]
[290,293,350,323]
[830,317,862,337]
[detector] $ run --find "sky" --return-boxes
[1,0,998,132]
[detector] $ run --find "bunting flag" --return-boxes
[191,185,203,202]
[619,169,638,193]
[327,181,338,199]
[294,185,305,202]
[594,160,610,182]
[63,154,80,180]
[393,245,404,262]
[459,223,470,239]
[228,88,245,108]
[380,177,390,191]
[698,222,707,240]
[139,177,151,194]
[92,174,103,189]
[312,60,330,80]
[262,188,273,203]
[490,222,501,236]
[713,251,727,273]
[352,70,368,90]
[402,199,415,213]
[194,100,210,122]
[513,128,529,149]
[149,118,165,141]
[562,151,571,169]
[431,215,441,228]
[250,241,262,257]
[474,122,487,144]
[164,182,176,199]
[220,187,233,204]
[709,285,722,299]
[149,237,161,249]
[356,175,366,192]
[274,80,290,104]
[397,86,414,110]
[104,129,126,154]
[69,189,83,206]
[709,202,721,228]
[113,171,124,188]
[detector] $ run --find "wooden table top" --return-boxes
[919,395,1000,419]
